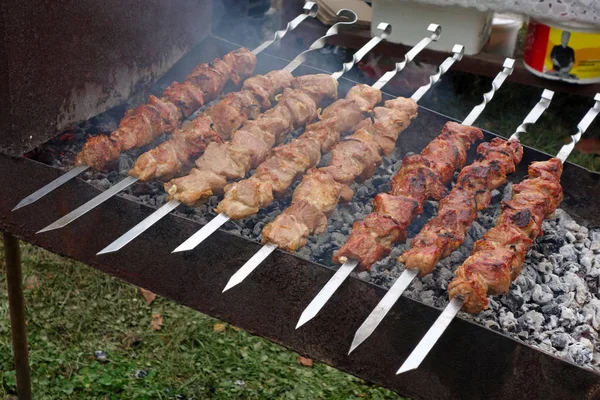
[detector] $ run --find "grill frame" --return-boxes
[3,36,600,400]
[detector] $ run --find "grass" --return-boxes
[0,240,403,399]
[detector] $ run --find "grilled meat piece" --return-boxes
[216,84,382,220]
[166,75,339,206]
[448,158,563,313]
[128,116,223,182]
[398,138,523,276]
[261,97,418,252]
[129,70,293,182]
[75,48,257,171]
[262,201,329,252]
[162,81,205,118]
[333,122,483,270]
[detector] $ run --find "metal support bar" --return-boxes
[3,232,32,400]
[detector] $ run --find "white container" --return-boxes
[483,14,523,57]
[370,0,493,55]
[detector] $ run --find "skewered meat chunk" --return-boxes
[165,75,340,206]
[261,97,418,252]
[129,70,294,182]
[112,96,180,151]
[216,84,383,220]
[333,122,483,270]
[128,116,223,182]
[74,135,121,170]
[449,158,563,313]
[398,138,523,276]
[76,48,257,171]
[162,82,205,118]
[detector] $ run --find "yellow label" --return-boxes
[543,27,600,81]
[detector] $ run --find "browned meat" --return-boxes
[166,76,338,206]
[74,135,121,170]
[372,97,419,155]
[129,116,222,181]
[162,81,205,118]
[260,96,419,254]
[223,48,258,85]
[129,70,294,182]
[449,158,563,313]
[398,138,523,277]
[292,74,339,104]
[75,48,257,171]
[333,214,404,267]
[262,200,329,252]
[76,96,179,170]
[208,91,262,137]
[216,85,382,220]
[334,122,483,270]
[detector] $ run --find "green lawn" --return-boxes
[0,241,402,399]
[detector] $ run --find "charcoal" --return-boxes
[499,310,518,332]
[560,307,577,328]
[567,341,593,365]
[565,231,577,243]
[532,284,553,305]
[559,245,578,262]
[550,332,571,349]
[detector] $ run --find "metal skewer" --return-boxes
[12,2,320,213]
[96,18,394,254]
[173,24,443,255]
[295,46,478,329]
[252,2,319,55]
[37,9,361,235]
[349,80,552,355]
[397,93,600,375]
[223,43,467,294]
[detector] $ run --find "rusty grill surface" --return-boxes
[3,36,600,399]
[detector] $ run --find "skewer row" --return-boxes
[12,7,598,379]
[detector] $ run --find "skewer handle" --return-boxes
[556,93,600,162]
[252,2,319,55]
[372,23,441,90]
[331,22,392,81]
[285,9,358,73]
[410,44,464,102]
[509,89,554,141]
[462,58,515,127]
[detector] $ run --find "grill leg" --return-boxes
[3,232,32,400]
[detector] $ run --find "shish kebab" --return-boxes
[221,44,469,293]
[95,21,403,254]
[13,2,319,211]
[398,93,600,375]
[37,9,363,234]
[172,25,444,253]
[349,87,553,354]
[222,58,513,294]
